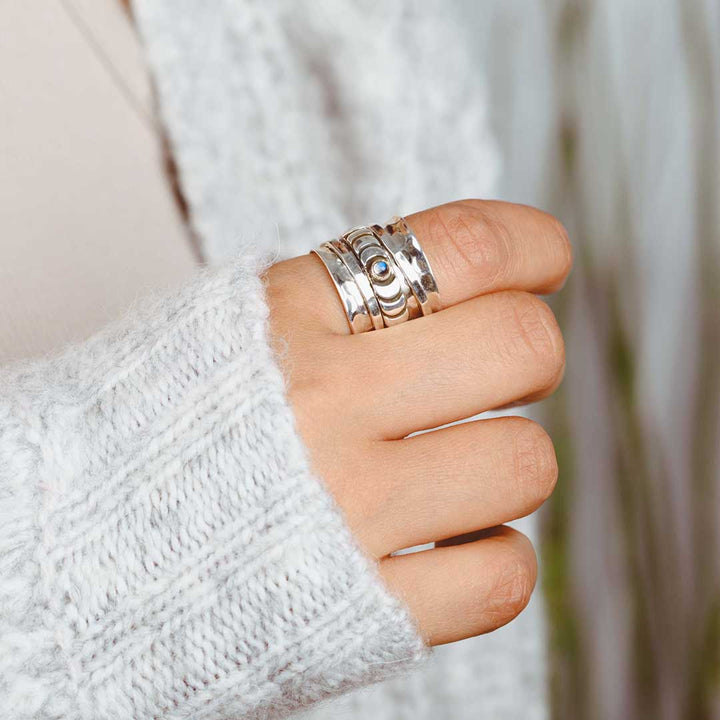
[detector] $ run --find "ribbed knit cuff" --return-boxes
[0,260,428,720]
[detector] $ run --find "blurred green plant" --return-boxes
[541,4,720,711]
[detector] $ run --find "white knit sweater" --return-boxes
[0,2,547,718]
[0,260,427,719]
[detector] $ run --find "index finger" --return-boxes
[405,199,572,310]
[269,199,572,336]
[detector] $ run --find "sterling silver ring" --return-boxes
[312,216,440,333]
[338,228,412,326]
[374,216,441,316]
[326,236,384,331]
[311,243,373,334]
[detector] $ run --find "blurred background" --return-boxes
[2,1,718,719]
[469,2,720,718]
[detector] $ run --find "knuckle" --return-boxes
[486,549,536,624]
[288,340,347,423]
[289,375,330,435]
[547,214,574,284]
[502,292,565,388]
[428,202,511,288]
[512,419,558,505]
[515,206,573,290]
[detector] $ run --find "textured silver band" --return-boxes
[338,228,412,326]
[312,216,440,333]
[311,243,373,334]
[326,237,384,331]
[374,217,441,316]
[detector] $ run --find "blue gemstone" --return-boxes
[375,260,389,273]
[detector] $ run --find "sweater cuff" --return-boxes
[0,259,428,720]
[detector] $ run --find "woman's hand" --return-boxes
[265,199,572,646]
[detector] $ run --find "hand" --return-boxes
[265,199,572,646]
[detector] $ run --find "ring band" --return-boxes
[326,237,384,331]
[312,216,440,333]
[311,243,373,334]
[338,229,412,326]
[374,217,441,316]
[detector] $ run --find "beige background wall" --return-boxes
[0,0,195,363]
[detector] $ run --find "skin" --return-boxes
[265,198,572,646]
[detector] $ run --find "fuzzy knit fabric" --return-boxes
[131,0,501,262]
[0,259,427,719]
[132,2,547,719]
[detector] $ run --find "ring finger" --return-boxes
[351,416,557,557]
[349,289,565,439]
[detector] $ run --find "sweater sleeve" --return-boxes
[0,260,428,720]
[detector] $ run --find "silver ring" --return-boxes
[311,243,373,333]
[326,238,384,331]
[311,216,440,333]
[338,229,412,326]
[374,217,441,316]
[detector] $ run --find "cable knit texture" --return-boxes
[0,259,427,720]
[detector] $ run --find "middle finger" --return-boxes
[350,289,565,439]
